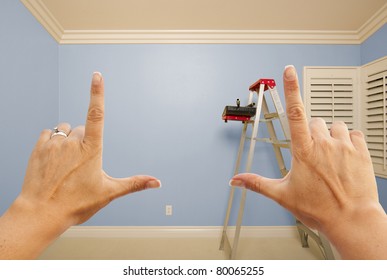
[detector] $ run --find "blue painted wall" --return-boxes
[1,2,386,227]
[58,44,360,226]
[361,24,387,64]
[0,0,58,214]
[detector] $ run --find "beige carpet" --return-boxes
[39,236,325,260]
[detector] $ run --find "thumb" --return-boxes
[229,173,283,202]
[106,174,161,201]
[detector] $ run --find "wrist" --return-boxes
[322,200,387,259]
[11,195,71,235]
[0,196,70,259]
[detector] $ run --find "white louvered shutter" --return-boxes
[303,67,359,130]
[362,57,387,178]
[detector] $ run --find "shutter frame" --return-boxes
[303,57,387,179]
[303,67,359,131]
[361,57,387,178]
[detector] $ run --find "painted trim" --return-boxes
[358,2,387,42]
[59,29,361,45]
[21,0,387,44]
[21,0,64,42]
[61,226,299,239]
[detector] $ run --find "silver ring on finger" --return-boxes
[51,127,68,139]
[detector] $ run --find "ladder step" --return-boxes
[246,137,291,148]
[280,168,289,177]
[243,112,280,124]
[258,112,279,123]
[264,112,279,120]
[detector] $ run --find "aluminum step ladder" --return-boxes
[219,78,335,260]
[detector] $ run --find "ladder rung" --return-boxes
[264,112,279,120]
[259,118,272,123]
[245,113,281,123]
[258,113,279,123]
[280,168,289,177]
[246,137,291,148]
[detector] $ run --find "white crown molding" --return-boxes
[357,2,387,42]
[21,0,386,44]
[60,226,299,239]
[59,29,361,45]
[21,0,64,42]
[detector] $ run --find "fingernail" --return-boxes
[229,179,245,188]
[92,72,102,85]
[284,65,297,81]
[146,179,162,189]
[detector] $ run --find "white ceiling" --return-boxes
[22,0,387,44]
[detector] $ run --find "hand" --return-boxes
[21,72,161,226]
[0,72,160,259]
[230,66,387,259]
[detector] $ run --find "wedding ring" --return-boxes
[51,127,68,139]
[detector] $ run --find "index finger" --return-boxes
[84,72,104,147]
[283,65,311,149]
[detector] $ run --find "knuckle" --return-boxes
[41,129,52,137]
[87,106,104,123]
[310,117,325,124]
[292,140,315,162]
[285,80,299,92]
[334,120,346,126]
[286,104,306,122]
[350,129,365,138]
[309,117,326,130]
[62,137,78,150]
[331,120,348,131]
[44,140,62,157]
[91,85,103,96]
[250,179,262,193]
[317,137,333,151]
[293,145,313,162]
[131,180,144,193]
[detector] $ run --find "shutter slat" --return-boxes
[364,67,387,175]
[306,68,356,133]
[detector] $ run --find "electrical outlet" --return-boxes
[166,205,173,216]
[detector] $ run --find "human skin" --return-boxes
[230,65,387,259]
[0,72,161,259]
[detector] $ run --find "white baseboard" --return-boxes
[61,226,299,239]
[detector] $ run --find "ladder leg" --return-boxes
[266,89,335,259]
[296,220,310,248]
[262,97,289,177]
[221,89,263,258]
[231,188,247,260]
[234,123,249,176]
[220,122,249,254]
[318,232,336,260]
[269,87,290,139]
[230,88,264,259]
[219,185,235,253]
[246,90,264,172]
[296,220,336,259]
